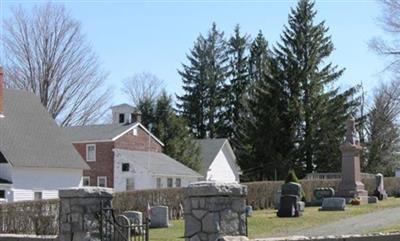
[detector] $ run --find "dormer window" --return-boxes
[119,113,125,124]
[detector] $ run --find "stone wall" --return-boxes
[58,187,113,241]
[0,234,57,241]
[184,181,248,241]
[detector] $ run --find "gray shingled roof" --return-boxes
[195,138,228,176]
[63,123,136,142]
[115,149,202,177]
[0,89,89,169]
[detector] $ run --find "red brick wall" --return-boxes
[73,142,115,188]
[72,125,163,188]
[114,126,163,152]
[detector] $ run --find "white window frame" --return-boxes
[86,144,96,162]
[156,178,162,188]
[97,176,107,187]
[126,178,135,191]
[175,178,182,187]
[0,190,5,200]
[82,176,90,186]
[167,178,173,188]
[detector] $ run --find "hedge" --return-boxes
[0,199,59,235]
[113,177,400,216]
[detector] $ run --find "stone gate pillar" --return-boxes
[183,181,248,241]
[58,187,113,241]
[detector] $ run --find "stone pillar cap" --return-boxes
[185,181,247,197]
[59,187,113,198]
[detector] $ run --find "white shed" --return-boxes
[196,139,241,183]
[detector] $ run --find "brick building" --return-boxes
[63,104,202,191]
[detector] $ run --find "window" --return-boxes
[133,127,138,136]
[167,178,173,188]
[156,178,162,188]
[97,176,107,187]
[126,178,135,191]
[82,176,90,186]
[0,190,5,199]
[34,192,42,200]
[119,113,125,123]
[86,144,96,162]
[175,178,181,187]
[122,163,130,172]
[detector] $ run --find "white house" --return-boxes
[113,149,202,191]
[196,139,241,183]
[0,68,88,202]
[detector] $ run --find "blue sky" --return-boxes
[0,0,388,105]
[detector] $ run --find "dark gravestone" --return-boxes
[374,173,388,201]
[281,182,302,196]
[277,195,301,217]
[277,182,304,217]
[310,188,335,206]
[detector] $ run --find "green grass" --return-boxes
[150,198,400,241]
[367,223,400,234]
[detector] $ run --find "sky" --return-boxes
[0,0,390,106]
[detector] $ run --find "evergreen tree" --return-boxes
[222,25,250,139]
[137,97,155,131]
[275,0,358,175]
[249,31,269,90]
[153,92,201,172]
[177,23,229,138]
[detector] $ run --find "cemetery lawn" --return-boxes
[150,197,400,241]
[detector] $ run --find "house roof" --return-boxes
[115,149,202,177]
[0,89,89,170]
[63,123,136,142]
[0,178,12,184]
[63,123,164,146]
[195,138,228,175]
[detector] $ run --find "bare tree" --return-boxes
[122,72,164,107]
[3,2,111,126]
[366,80,400,175]
[370,0,400,73]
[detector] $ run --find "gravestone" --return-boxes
[319,197,346,211]
[368,196,378,204]
[337,116,368,203]
[245,205,253,217]
[310,188,335,206]
[281,182,302,196]
[274,190,281,210]
[277,195,301,217]
[123,211,143,225]
[150,206,169,228]
[277,182,304,217]
[374,173,388,201]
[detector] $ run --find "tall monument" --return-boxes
[338,116,368,202]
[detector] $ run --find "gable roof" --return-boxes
[195,138,228,175]
[115,149,202,177]
[63,123,164,146]
[0,89,89,170]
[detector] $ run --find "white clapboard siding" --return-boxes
[206,145,239,183]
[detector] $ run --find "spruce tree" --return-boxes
[177,23,228,138]
[153,92,201,172]
[275,0,357,175]
[222,25,250,139]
